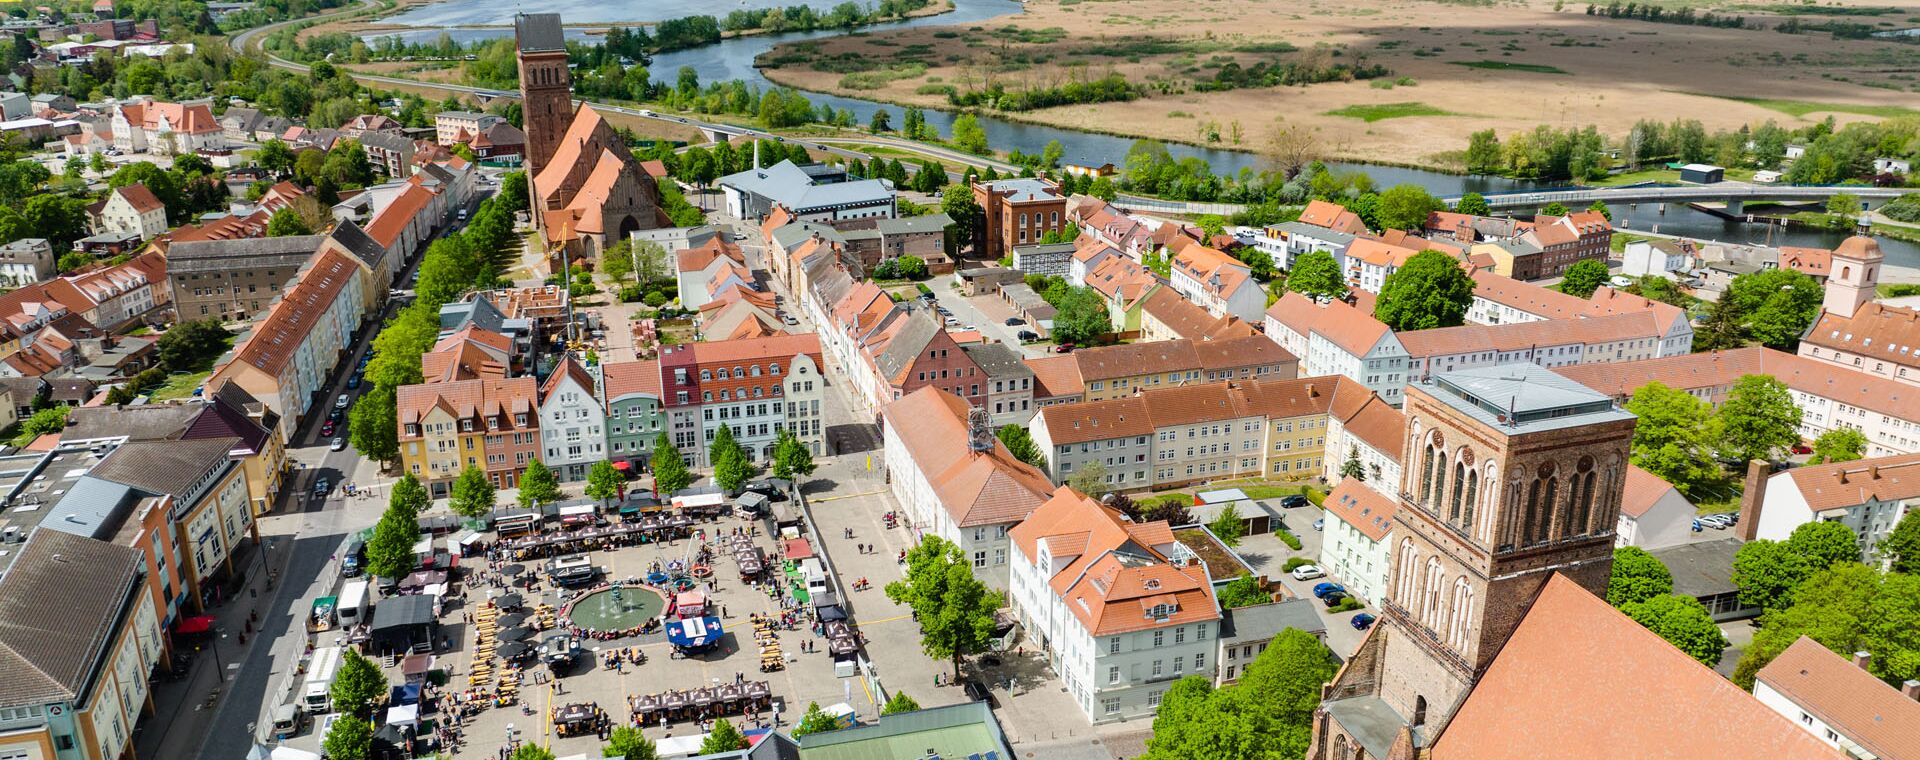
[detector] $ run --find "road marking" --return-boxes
[860,613,911,626]
[808,490,885,504]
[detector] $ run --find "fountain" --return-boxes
[565,584,667,634]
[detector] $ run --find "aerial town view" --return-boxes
[1,0,1920,757]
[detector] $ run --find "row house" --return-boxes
[1343,238,1425,294]
[1397,310,1691,378]
[1068,335,1297,402]
[1464,271,1693,355]
[676,235,752,311]
[1244,220,1361,271]
[1747,453,1919,567]
[539,356,606,482]
[208,247,371,440]
[1008,487,1220,724]
[360,131,416,178]
[1297,199,1369,236]
[435,111,505,146]
[168,235,322,321]
[1029,377,1366,491]
[1135,287,1259,343]
[657,333,828,467]
[963,342,1035,427]
[1069,197,1154,259]
[422,324,515,383]
[602,358,665,469]
[1068,238,1121,288]
[1167,242,1264,323]
[880,386,1057,587]
[396,376,541,494]
[1319,478,1397,607]
[1083,255,1160,332]
[1516,211,1612,278]
[1265,291,1410,405]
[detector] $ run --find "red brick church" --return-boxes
[515,13,667,265]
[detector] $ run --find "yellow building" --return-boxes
[89,437,256,613]
[1070,336,1298,403]
[1264,411,1329,479]
[397,382,488,492]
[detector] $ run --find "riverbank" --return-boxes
[305,0,954,51]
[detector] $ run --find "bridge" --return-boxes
[1458,183,1911,215]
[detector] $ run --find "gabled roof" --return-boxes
[110,183,164,214]
[1431,575,1836,760]
[1783,451,1920,513]
[881,387,1053,528]
[601,359,662,405]
[1008,487,1217,637]
[1267,291,1394,357]
[871,309,945,385]
[226,248,361,376]
[89,436,238,499]
[1024,355,1084,399]
[1139,287,1258,341]
[1323,477,1396,541]
[365,183,433,248]
[1756,637,1920,760]
[1620,464,1682,519]
[1298,200,1368,235]
[323,218,388,272]
[0,530,145,708]
[541,354,596,400]
[396,376,539,431]
[1802,302,1920,373]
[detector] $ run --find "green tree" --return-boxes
[1732,538,1813,614]
[330,649,390,716]
[1208,503,1246,548]
[1790,520,1861,570]
[449,465,496,518]
[650,431,693,495]
[711,424,753,492]
[1827,192,1862,217]
[1541,201,1569,216]
[1217,573,1270,609]
[56,251,91,274]
[1732,563,1920,689]
[1586,199,1612,220]
[884,535,999,679]
[700,718,747,753]
[996,425,1046,469]
[347,388,399,464]
[1283,249,1346,300]
[1607,546,1674,608]
[364,501,421,581]
[599,240,635,284]
[1068,460,1110,498]
[1142,628,1337,760]
[512,746,558,760]
[1464,129,1503,174]
[155,319,232,371]
[1625,382,1719,498]
[880,691,921,715]
[940,183,982,254]
[771,429,816,482]
[1374,183,1445,231]
[1721,268,1824,350]
[1811,427,1867,464]
[1050,285,1112,345]
[267,206,313,237]
[1373,249,1476,330]
[256,138,295,176]
[1718,374,1803,463]
[1041,139,1065,169]
[518,459,562,508]
[1455,192,1491,216]
[791,701,843,737]
[322,715,373,760]
[586,460,625,506]
[603,726,659,760]
[951,114,990,155]
[1621,594,1728,666]
[868,108,892,134]
[1866,503,1920,575]
[1558,259,1609,298]
[1340,446,1366,482]
[390,472,429,516]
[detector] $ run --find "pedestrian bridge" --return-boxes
[1454,183,1909,215]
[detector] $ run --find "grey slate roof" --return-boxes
[981,178,1057,203]
[357,130,413,153]
[441,295,509,334]
[1422,363,1632,434]
[718,161,893,213]
[514,12,565,52]
[166,235,321,275]
[1648,538,1744,599]
[769,220,844,250]
[1220,598,1326,645]
[86,437,239,500]
[963,342,1032,381]
[871,308,941,383]
[62,403,198,441]
[327,218,388,273]
[874,212,954,235]
[0,529,144,708]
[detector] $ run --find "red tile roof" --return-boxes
[396,377,539,432]
[881,387,1054,527]
[601,359,663,403]
[113,183,164,214]
[1298,200,1368,235]
[366,183,434,248]
[1620,464,1678,519]
[1323,477,1396,541]
[1009,486,1218,636]
[227,249,359,376]
[1756,636,1920,760]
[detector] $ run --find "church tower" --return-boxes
[515,13,573,184]
[1308,364,1635,760]
[1824,219,1883,320]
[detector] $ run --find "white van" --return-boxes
[303,646,343,711]
[271,703,305,740]
[337,580,370,626]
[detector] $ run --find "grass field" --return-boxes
[150,370,211,401]
[1694,95,1920,119]
[1324,102,1458,122]
[1449,60,1570,75]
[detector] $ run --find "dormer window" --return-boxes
[405,423,419,436]
[771,363,782,375]
[516,413,529,426]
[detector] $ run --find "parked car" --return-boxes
[1290,564,1325,581]
[1791,444,1813,455]
[346,375,360,390]
[783,315,799,326]
[1017,330,1039,341]
[1610,275,1634,288]
[328,407,344,422]
[1351,613,1378,630]
[1312,582,1347,599]
[320,420,336,436]
[334,394,351,409]
[1004,317,1025,326]
[329,437,347,451]
[1055,344,1075,353]
[944,317,961,326]
[1320,592,1349,609]
[1312,517,1325,531]
[962,679,997,708]
[1279,495,1310,509]
[1698,514,1731,529]
[313,478,331,496]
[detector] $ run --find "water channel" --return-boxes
[367,0,1920,265]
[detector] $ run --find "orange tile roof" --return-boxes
[1395,311,1666,358]
[1620,464,1678,519]
[1780,246,1833,278]
[396,376,539,433]
[1024,354,1084,399]
[676,236,747,273]
[1039,376,1341,444]
[1756,637,1920,759]
[601,359,662,402]
[688,332,821,365]
[366,183,433,248]
[1346,238,1426,268]
[1298,200,1368,235]
[881,387,1054,527]
[1266,291,1394,357]
[113,183,164,214]
[227,249,360,376]
[1338,392,1405,463]
[1039,395,1155,445]
[1802,302,1920,372]
[1431,575,1838,760]
[1140,288,1258,341]
[1009,487,1218,637]
[1553,347,1920,437]
[1323,477,1396,541]
[1084,255,1158,304]
[1783,451,1920,513]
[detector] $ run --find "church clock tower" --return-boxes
[515,13,574,184]
[1308,364,1636,760]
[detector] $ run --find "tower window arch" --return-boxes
[1449,460,1466,521]
[1843,265,1853,279]
[1413,696,1428,727]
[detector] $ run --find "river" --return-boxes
[367,0,1920,265]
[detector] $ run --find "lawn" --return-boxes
[1145,480,1327,506]
[149,370,211,401]
[1449,60,1569,75]
[1323,102,1458,123]
[1691,94,1919,119]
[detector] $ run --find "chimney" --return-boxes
[1306,383,1317,398]
[1903,680,1920,701]
[1736,459,1769,541]
[1854,651,1872,670]
[1870,464,1881,480]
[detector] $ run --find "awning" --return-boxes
[611,460,631,471]
[664,616,724,648]
[175,615,215,635]
[783,539,813,560]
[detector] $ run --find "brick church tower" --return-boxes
[515,13,572,187]
[1308,364,1635,760]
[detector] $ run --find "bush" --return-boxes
[1276,527,1303,550]
[915,283,933,296]
[619,284,646,302]
[1283,557,1314,571]
[1330,596,1364,613]
[643,291,668,307]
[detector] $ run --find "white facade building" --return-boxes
[538,356,606,482]
[1319,478,1396,606]
[1751,454,1918,566]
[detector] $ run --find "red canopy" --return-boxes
[174,615,215,635]
[612,460,631,471]
[783,538,813,560]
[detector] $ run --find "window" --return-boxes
[1109,637,1120,654]
[1194,652,1205,670]
[973,551,987,568]
[1153,630,1164,647]
[1102,698,1121,715]
[1151,659,1163,677]
[1108,666,1120,684]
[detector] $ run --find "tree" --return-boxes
[1733,538,1814,614]
[518,458,563,508]
[1340,447,1366,482]
[650,431,693,495]
[699,718,747,753]
[791,702,843,737]
[996,425,1046,469]
[940,184,982,253]
[449,465,497,518]
[1717,374,1803,463]
[711,423,753,492]
[1262,119,1322,180]
[364,501,421,581]
[330,649,389,716]
[155,319,231,372]
[1050,286,1112,345]
[600,240,636,284]
[1586,199,1612,220]
[1455,192,1491,216]
[256,138,295,176]
[881,691,921,716]
[1375,184,1445,231]
[1209,503,1246,548]
[951,114,990,155]
[1812,427,1867,464]
[1790,520,1862,571]
[348,388,399,464]
[498,171,530,215]
[267,206,313,237]
[1283,249,1346,300]
[1878,508,1920,576]
[884,535,999,679]
[1464,129,1503,174]
[1827,192,1863,217]
[868,108,893,134]
[1142,628,1337,760]
[391,472,429,516]
[1541,201,1569,216]
[1607,547,1674,608]
[511,746,557,760]
[1067,461,1110,498]
[1373,249,1476,330]
[56,251,91,274]
[1720,268,1824,350]
[1622,594,1728,666]
[1217,574,1271,608]
[322,715,373,760]
[603,726,659,760]
[1558,259,1609,298]
[771,430,816,482]
[1625,382,1719,498]
[1732,563,1920,689]
[586,460,625,507]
